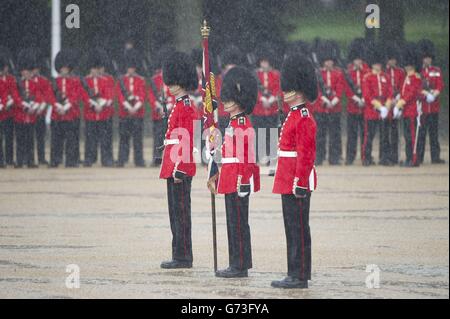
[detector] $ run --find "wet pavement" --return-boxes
[0,147,448,299]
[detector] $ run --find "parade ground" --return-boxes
[0,142,448,299]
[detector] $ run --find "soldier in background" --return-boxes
[272,54,318,289]
[31,50,52,166]
[361,44,393,166]
[0,51,19,168]
[252,44,282,165]
[148,46,176,167]
[314,40,345,165]
[417,39,445,164]
[394,43,423,167]
[383,42,406,165]
[83,49,115,167]
[344,38,370,165]
[115,49,147,167]
[14,50,42,168]
[159,51,197,269]
[50,49,88,168]
[208,67,260,278]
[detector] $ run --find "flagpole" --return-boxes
[201,20,218,273]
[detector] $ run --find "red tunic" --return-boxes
[345,63,370,115]
[13,78,43,124]
[273,104,317,194]
[159,95,197,179]
[51,76,88,122]
[83,75,115,121]
[421,65,444,114]
[217,113,260,194]
[314,68,345,114]
[0,75,20,121]
[400,72,422,119]
[116,74,147,119]
[253,69,282,117]
[361,71,393,120]
[148,70,175,121]
[33,75,54,117]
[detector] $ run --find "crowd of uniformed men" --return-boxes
[0,38,446,169]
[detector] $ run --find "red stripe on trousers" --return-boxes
[235,194,243,269]
[180,181,187,258]
[298,198,305,280]
[410,118,417,165]
[362,119,369,162]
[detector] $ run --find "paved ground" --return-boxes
[0,143,448,299]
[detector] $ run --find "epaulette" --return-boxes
[176,95,191,106]
[238,116,246,125]
[300,107,310,118]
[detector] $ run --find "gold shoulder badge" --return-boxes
[238,117,246,125]
[184,98,191,106]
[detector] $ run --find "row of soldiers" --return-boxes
[0,38,445,169]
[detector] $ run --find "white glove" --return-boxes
[123,101,133,111]
[63,102,72,112]
[352,95,365,108]
[268,95,276,105]
[331,97,340,106]
[426,93,435,104]
[155,101,164,115]
[321,96,332,108]
[22,101,31,111]
[6,96,14,108]
[0,103,4,112]
[55,103,64,114]
[89,99,99,108]
[133,101,143,111]
[31,102,40,112]
[127,95,136,102]
[393,106,402,119]
[39,103,47,113]
[379,106,389,120]
[261,96,270,108]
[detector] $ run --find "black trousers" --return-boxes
[167,177,193,263]
[118,117,144,165]
[315,112,342,164]
[218,116,229,139]
[50,120,80,167]
[417,113,441,163]
[378,119,398,163]
[84,119,113,166]
[15,123,35,166]
[224,193,252,271]
[4,117,14,165]
[0,120,6,165]
[35,116,46,162]
[251,115,278,164]
[362,119,380,163]
[346,113,364,164]
[281,194,311,281]
[152,119,164,163]
[403,117,418,164]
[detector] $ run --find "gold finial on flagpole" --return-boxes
[201,20,210,38]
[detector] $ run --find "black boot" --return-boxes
[432,159,445,164]
[215,267,248,278]
[160,260,192,269]
[271,276,308,289]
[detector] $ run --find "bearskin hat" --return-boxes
[417,39,436,60]
[384,41,402,62]
[221,45,245,67]
[190,48,203,67]
[17,49,35,71]
[162,51,197,91]
[347,38,367,62]
[123,48,142,70]
[317,40,338,64]
[55,49,77,72]
[220,66,258,115]
[154,46,175,70]
[281,53,318,102]
[402,42,421,70]
[366,42,386,66]
[0,46,12,69]
[255,43,277,66]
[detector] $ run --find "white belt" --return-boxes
[278,150,298,158]
[221,157,239,164]
[164,139,180,146]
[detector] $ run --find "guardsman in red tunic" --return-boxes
[384,43,406,165]
[147,47,176,166]
[417,39,445,164]
[394,43,423,167]
[31,52,52,166]
[314,40,345,165]
[83,49,115,167]
[207,67,260,278]
[115,49,147,167]
[252,45,283,165]
[159,51,197,269]
[361,45,393,166]
[50,49,88,168]
[271,54,318,289]
[344,38,370,165]
[14,50,43,168]
[0,52,20,168]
